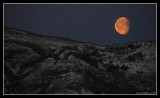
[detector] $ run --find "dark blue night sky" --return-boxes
[4,4,156,45]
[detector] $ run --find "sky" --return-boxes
[4,4,156,46]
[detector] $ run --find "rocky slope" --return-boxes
[4,27,156,94]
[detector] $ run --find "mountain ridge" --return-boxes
[4,26,95,46]
[4,27,156,94]
[4,26,155,47]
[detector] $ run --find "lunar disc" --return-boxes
[115,17,130,35]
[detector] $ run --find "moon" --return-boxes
[115,17,130,35]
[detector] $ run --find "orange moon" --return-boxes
[115,17,130,35]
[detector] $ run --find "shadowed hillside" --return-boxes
[4,27,156,94]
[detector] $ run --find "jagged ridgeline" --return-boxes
[4,27,156,94]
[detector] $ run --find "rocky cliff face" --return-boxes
[4,27,156,94]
